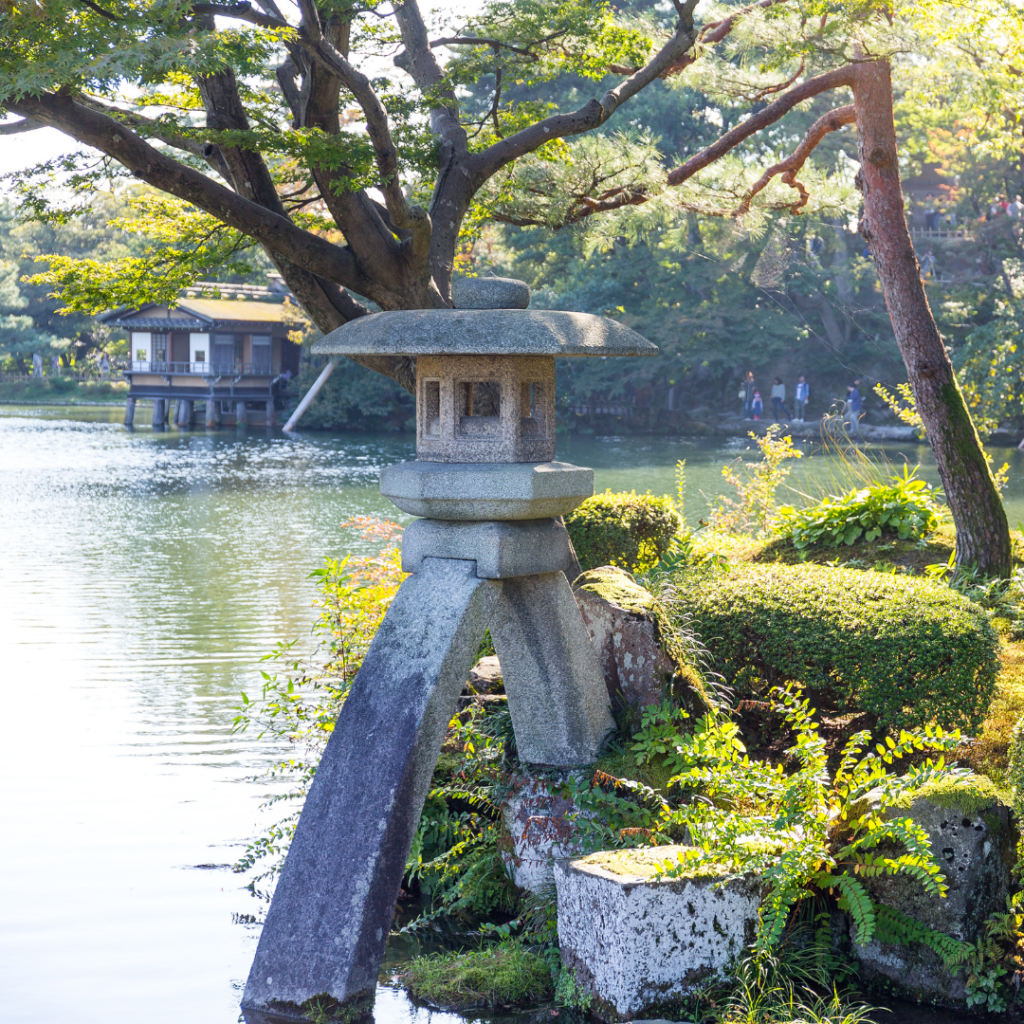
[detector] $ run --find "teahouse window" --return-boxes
[251,334,271,373]
[152,333,168,363]
[212,333,234,370]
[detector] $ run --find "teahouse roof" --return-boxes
[101,293,301,332]
[313,309,658,358]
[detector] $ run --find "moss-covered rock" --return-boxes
[855,784,1017,1007]
[573,565,710,720]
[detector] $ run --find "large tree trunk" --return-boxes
[852,60,1011,576]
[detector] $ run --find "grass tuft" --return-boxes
[399,942,553,1010]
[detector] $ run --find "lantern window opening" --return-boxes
[421,379,441,437]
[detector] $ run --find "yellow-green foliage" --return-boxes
[960,641,1024,785]
[565,490,681,574]
[401,943,552,1010]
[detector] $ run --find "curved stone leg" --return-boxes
[242,558,498,1022]
[491,571,614,765]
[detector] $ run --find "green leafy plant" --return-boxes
[652,686,967,949]
[777,468,944,549]
[565,489,682,574]
[673,563,999,732]
[710,427,803,536]
[403,704,519,928]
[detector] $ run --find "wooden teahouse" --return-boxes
[102,281,303,427]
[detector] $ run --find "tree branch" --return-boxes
[471,12,701,183]
[393,1,468,159]
[666,66,857,187]
[733,103,855,215]
[6,90,378,297]
[0,117,44,135]
[191,2,289,30]
[74,94,231,178]
[296,0,430,262]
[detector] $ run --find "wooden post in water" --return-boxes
[265,398,276,427]
[151,399,165,428]
[181,400,194,427]
[236,400,247,427]
[124,397,136,426]
[205,398,219,428]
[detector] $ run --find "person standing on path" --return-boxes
[751,390,763,420]
[794,376,809,421]
[847,380,863,439]
[770,377,789,421]
[31,351,42,378]
[742,371,755,419]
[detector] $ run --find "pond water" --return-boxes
[1,405,1018,1024]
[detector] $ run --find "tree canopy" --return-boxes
[4,0,996,385]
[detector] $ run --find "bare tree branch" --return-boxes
[0,117,44,135]
[734,103,855,215]
[666,66,857,187]
[535,68,857,226]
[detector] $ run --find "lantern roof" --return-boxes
[312,308,658,358]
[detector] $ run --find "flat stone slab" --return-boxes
[381,460,594,520]
[556,847,759,1021]
[402,517,574,578]
[313,309,659,358]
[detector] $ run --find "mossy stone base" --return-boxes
[555,847,758,1021]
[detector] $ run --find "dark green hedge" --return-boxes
[565,490,682,574]
[672,564,998,733]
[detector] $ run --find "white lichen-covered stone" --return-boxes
[500,772,583,892]
[555,848,760,1021]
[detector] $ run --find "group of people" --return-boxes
[739,372,811,422]
[739,373,865,436]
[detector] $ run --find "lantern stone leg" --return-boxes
[491,571,613,765]
[243,557,499,1022]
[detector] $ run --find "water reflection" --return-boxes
[0,406,1017,1024]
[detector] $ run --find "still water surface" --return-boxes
[2,405,1023,1024]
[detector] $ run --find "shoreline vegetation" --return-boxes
[232,432,1024,1023]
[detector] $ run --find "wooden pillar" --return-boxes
[179,399,194,427]
[124,396,136,426]
[236,400,247,427]
[205,398,220,428]
[151,399,165,428]
[266,398,276,427]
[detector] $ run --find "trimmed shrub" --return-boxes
[565,490,681,574]
[777,472,944,549]
[671,564,998,732]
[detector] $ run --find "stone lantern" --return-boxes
[242,278,658,1024]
